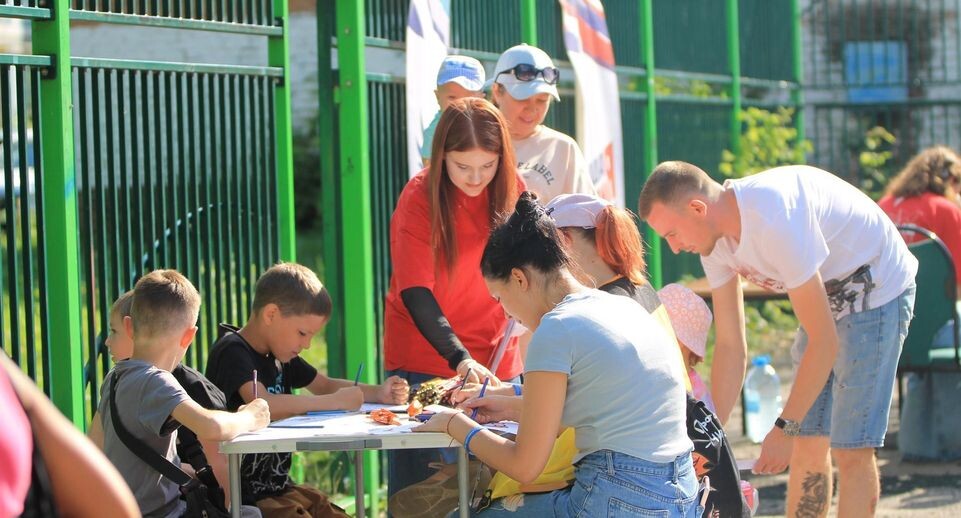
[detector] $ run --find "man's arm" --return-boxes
[780,272,838,424]
[754,272,838,474]
[710,276,748,425]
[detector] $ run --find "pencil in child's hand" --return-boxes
[470,377,490,421]
[253,370,259,399]
[353,362,364,386]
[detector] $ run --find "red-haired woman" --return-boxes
[384,97,523,499]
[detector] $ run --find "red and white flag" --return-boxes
[559,0,624,206]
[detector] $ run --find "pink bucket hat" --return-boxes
[657,283,713,358]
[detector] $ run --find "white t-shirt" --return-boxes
[525,290,692,464]
[702,165,917,319]
[513,125,596,202]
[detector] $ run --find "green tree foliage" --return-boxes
[718,107,812,178]
[857,126,897,201]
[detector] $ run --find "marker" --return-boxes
[470,377,490,421]
[353,362,364,386]
[253,370,258,399]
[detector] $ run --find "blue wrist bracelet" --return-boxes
[512,383,522,396]
[463,426,484,456]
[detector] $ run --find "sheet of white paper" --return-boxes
[483,421,519,435]
[269,415,335,428]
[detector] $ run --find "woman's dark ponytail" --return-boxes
[481,192,571,281]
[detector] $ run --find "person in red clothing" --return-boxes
[880,146,961,463]
[879,145,961,289]
[384,97,523,499]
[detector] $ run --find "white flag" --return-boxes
[559,0,624,206]
[406,0,451,177]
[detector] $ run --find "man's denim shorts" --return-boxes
[791,286,915,449]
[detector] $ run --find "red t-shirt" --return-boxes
[879,192,961,276]
[384,172,523,379]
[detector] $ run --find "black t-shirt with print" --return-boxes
[204,323,318,504]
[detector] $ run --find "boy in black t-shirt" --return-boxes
[205,262,410,517]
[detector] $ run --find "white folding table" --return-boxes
[220,412,471,518]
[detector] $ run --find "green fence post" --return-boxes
[791,0,805,156]
[31,0,84,424]
[640,0,661,287]
[336,1,380,514]
[270,0,296,261]
[521,0,537,45]
[726,0,742,157]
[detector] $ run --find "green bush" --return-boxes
[718,107,812,179]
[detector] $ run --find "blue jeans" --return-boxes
[385,369,521,499]
[473,450,701,517]
[791,286,916,448]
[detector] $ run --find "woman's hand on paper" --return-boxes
[457,395,521,424]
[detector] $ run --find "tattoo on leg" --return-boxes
[795,472,829,518]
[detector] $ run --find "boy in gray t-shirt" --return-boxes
[94,270,269,518]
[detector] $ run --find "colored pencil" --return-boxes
[470,377,490,421]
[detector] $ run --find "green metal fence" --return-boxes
[318,0,800,511]
[0,0,295,424]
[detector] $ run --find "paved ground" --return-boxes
[728,390,961,517]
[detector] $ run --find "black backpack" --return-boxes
[686,395,751,518]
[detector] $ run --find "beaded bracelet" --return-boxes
[463,426,484,456]
[512,383,522,396]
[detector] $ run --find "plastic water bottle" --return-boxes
[744,355,782,443]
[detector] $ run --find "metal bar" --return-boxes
[106,69,122,311]
[0,55,52,67]
[214,74,228,326]
[335,0,380,512]
[791,0,804,152]
[269,0,295,262]
[639,0,660,287]
[71,58,283,77]
[521,0,537,46]
[68,4,282,32]
[77,68,99,413]
[200,73,217,352]
[33,0,84,418]
[153,72,167,267]
[0,4,52,19]
[15,66,37,381]
[354,450,365,518]
[30,66,51,392]
[726,0,742,157]
[229,74,243,325]
[241,75,254,309]
[92,69,111,388]
[1,66,23,366]
[165,72,179,272]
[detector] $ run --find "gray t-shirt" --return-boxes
[525,290,692,464]
[99,359,191,518]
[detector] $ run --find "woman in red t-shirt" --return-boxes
[385,98,523,497]
[879,145,961,288]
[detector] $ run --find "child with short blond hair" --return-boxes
[97,270,270,518]
[658,283,716,413]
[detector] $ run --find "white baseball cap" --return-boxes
[492,44,560,101]
[545,193,612,228]
[436,55,486,91]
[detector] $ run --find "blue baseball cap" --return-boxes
[436,55,486,91]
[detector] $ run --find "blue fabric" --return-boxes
[791,286,916,448]
[469,450,700,517]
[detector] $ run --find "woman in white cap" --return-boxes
[491,44,596,202]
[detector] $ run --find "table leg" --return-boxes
[354,450,365,518]
[458,446,469,518]
[229,453,241,518]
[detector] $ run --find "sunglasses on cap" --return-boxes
[497,63,559,85]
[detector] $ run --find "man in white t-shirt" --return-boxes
[638,161,917,518]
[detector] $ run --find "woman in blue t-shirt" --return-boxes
[414,192,699,517]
